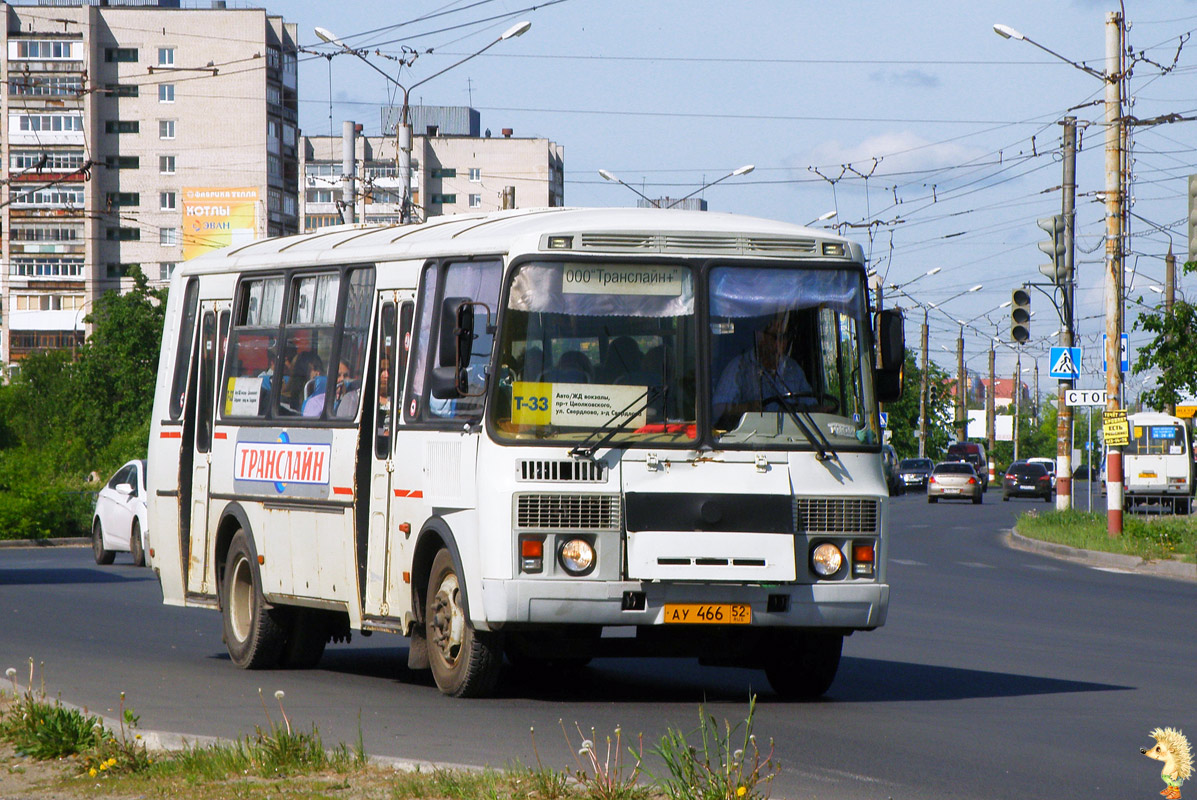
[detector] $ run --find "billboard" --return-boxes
[182,187,260,260]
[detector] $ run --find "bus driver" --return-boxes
[713,314,812,426]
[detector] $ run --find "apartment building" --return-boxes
[300,106,564,230]
[1,0,298,364]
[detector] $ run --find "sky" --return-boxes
[278,0,1197,394]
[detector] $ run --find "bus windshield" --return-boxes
[490,261,878,450]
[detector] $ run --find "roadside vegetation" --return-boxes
[1015,508,1197,564]
[0,269,164,540]
[1,660,779,800]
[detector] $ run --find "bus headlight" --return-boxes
[558,538,596,576]
[810,542,844,577]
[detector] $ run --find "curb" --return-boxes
[1006,529,1197,582]
[0,537,89,549]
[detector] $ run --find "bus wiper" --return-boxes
[763,373,838,462]
[569,386,660,462]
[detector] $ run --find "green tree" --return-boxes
[884,352,956,459]
[1133,263,1197,411]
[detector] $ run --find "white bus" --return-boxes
[147,207,905,698]
[1123,411,1193,515]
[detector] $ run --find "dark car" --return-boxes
[947,441,988,490]
[1002,461,1053,502]
[898,458,934,491]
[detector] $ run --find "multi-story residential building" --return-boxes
[0,0,298,365]
[300,106,564,231]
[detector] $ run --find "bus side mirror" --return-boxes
[875,309,905,403]
[432,299,487,399]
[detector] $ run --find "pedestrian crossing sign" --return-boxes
[1049,346,1081,380]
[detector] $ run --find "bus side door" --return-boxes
[364,293,414,619]
[186,303,229,596]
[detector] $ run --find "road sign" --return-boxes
[1066,389,1108,406]
[1102,333,1129,372]
[1103,408,1130,447]
[1049,346,1082,380]
[879,411,888,428]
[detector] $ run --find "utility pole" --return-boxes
[1104,11,1125,536]
[1013,351,1022,461]
[987,343,996,483]
[1165,247,1176,416]
[1033,361,1040,419]
[956,328,966,442]
[1057,118,1076,510]
[341,120,357,224]
[919,308,929,458]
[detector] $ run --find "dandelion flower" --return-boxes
[275,690,285,700]
[89,768,97,778]
[99,763,107,771]
[734,749,744,760]
[107,758,117,767]
[737,786,747,797]
[581,739,593,751]
[4,668,14,678]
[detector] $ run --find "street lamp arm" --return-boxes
[406,21,531,97]
[993,22,1106,80]
[598,169,658,207]
[664,165,754,209]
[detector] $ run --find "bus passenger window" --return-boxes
[331,268,375,420]
[223,276,284,418]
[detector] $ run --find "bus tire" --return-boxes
[92,518,115,565]
[221,530,286,670]
[130,520,145,567]
[764,632,842,700]
[425,548,501,697]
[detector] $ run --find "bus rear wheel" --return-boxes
[221,530,286,669]
[425,549,501,697]
[764,632,843,700]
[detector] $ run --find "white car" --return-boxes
[92,459,148,567]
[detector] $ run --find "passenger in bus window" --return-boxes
[287,351,324,412]
[333,361,360,417]
[713,315,812,426]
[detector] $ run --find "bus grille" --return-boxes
[516,493,621,530]
[794,498,879,533]
[517,459,606,482]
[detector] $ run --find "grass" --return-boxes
[1015,508,1197,563]
[1,663,780,800]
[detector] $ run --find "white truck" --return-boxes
[1122,412,1193,515]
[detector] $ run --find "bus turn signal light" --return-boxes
[852,541,875,578]
[520,537,544,574]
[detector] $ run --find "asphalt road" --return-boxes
[2,494,1193,800]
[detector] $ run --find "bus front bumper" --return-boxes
[479,578,888,631]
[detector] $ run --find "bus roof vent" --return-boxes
[517,460,606,483]
[515,493,621,531]
[744,235,818,254]
[794,497,879,534]
[577,233,656,251]
[661,233,739,252]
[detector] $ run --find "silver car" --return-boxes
[927,461,983,504]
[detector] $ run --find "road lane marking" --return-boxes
[957,561,993,569]
[890,558,926,566]
[1025,563,1061,572]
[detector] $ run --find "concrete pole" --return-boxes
[1014,351,1022,462]
[1057,117,1076,510]
[1165,248,1176,416]
[987,343,996,483]
[1104,11,1125,536]
[341,120,356,225]
[956,329,966,442]
[919,308,929,458]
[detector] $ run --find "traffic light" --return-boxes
[1010,287,1031,343]
[1188,174,1197,265]
[1037,214,1066,285]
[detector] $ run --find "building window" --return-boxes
[268,154,282,179]
[106,228,141,242]
[159,263,178,281]
[104,47,138,63]
[306,189,335,204]
[159,120,176,139]
[105,120,139,134]
[106,263,140,279]
[469,194,482,208]
[11,226,82,243]
[304,214,341,231]
[8,75,82,96]
[431,194,457,205]
[159,84,175,103]
[12,186,85,207]
[160,191,176,210]
[431,168,457,179]
[12,294,85,311]
[159,155,176,175]
[469,168,482,182]
[105,192,140,208]
[9,331,84,353]
[13,40,78,60]
[105,84,138,98]
[158,47,175,66]
[10,150,85,172]
[19,114,85,132]
[160,228,179,246]
[105,155,139,170]
[10,257,84,277]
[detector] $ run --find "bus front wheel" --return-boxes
[425,548,501,697]
[764,632,843,700]
[221,530,286,669]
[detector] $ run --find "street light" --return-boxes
[928,283,983,309]
[664,165,754,209]
[888,266,942,292]
[806,210,837,226]
[598,169,658,207]
[316,20,532,223]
